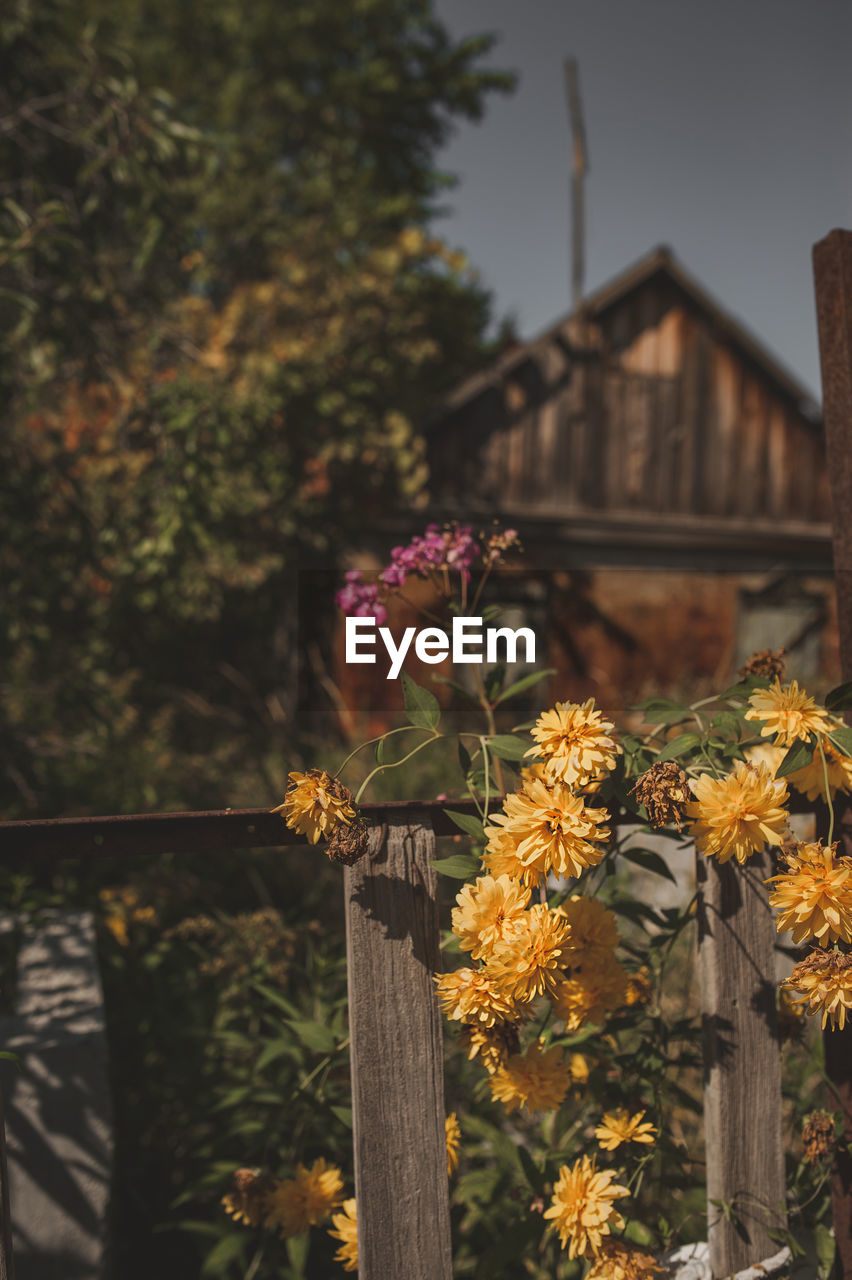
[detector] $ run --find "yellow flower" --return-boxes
[451,874,530,960]
[272,770,356,844]
[766,841,852,945]
[543,1154,629,1258]
[527,699,620,787]
[595,1108,657,1150]
[555,895,620,968]
[445,1113,461,1175]
[264,1159,344,1237]
[744,678,833,747]
[434,967,518,1027]
[788,736,852,801]
[489,904,570,1003]
[221,1169,274,1227]
[568,1052,590,1085]
[484,778,611,887]
[586,1238,662,1279]
[553,956,627,1031]
[460,1020,521,1074]
[686,761,789,865]
[328,1198,358,1272]
[784,949,852,1030]
[488,1040,571,1113]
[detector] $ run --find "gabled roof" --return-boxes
[431,245,820,425]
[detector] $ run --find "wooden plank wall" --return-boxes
[428,280,826,526]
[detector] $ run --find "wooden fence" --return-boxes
[0,229,850,1279]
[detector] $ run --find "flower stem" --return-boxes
[817,736,835,845]
[354,732,441,803]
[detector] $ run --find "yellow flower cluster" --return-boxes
[436,701,629,1115]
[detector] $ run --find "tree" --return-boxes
[0,0,515,816]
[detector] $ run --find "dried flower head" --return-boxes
[632,761,690,829]
[488,1040,572,1113]
[527,699,620,788]
[785,948,852,1030]
[739,648,786,680]
[686,760,789,865]
[445,1113,461,1175]
[326,815,371,865]
[221,1168,275,1227]
[328,1198,358,1272]
[264,1159,344,1236]
[766,841,852,945]
[272,770,356,844]
[543,1154,630,1259]
[802,1110,836,1164]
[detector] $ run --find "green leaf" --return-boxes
[331,1105,353,1129]
[776,737,816,776]
[632,697,689,724]
[825,681,852,711]
[828,726,852,758]
[201,1232,246,1276]
[484,734,529,761]
[494,667,555,705]
[656,732,701,762]
[252,983,300,1019]
[457,739,472,775]
[375,736,385,763]
[401,670,440,729]
[255,1038,296,1073]
[484,663,506,702]
[515,1143,544,1193]
[620,847,678,884]
[443,810,485,840]
[286,1019,337,1054]
[432,854,481,879]
[286,1231,309,1277]
[432,674,480,705]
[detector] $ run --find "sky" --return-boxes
[432,0,852,401]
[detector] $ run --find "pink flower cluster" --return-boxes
[335,523,520,620]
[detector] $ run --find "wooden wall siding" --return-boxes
[428,280,826,529]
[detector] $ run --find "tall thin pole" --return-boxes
[813,227,852,1280]
[563,58,588,312]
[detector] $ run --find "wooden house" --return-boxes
[416,246,838,711]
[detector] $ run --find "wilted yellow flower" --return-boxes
[568,1052,590,1086]
[543,1154,629,1258]
[586,1238,662,1280]
[553,956,628,1031]
[527,699,620,787]
[460,1020,521,1074]
[272,770,356,844]
[265,1159,344,1236]
[686,761,789,865]
[785,949,852,1030]
[328,1198,358,1272]
[801,1111,836,1165]
[445,1113,461,1175]
[595,1108,657,1150]
[488,1040,571,1113]
[451,874,530,959]
[484,778,611,887]
[631,761,690,829]
[767,841,852,945]
[221,1168,274,1227]
[556,895,620,968]
[434,967,518,1027]
[788,736,852,802]
[489,904,570,1003]
[744,679,833,747]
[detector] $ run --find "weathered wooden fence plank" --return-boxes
[814,226,852,1280]
[344,817,452,1280]
[696,849,786,1277]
